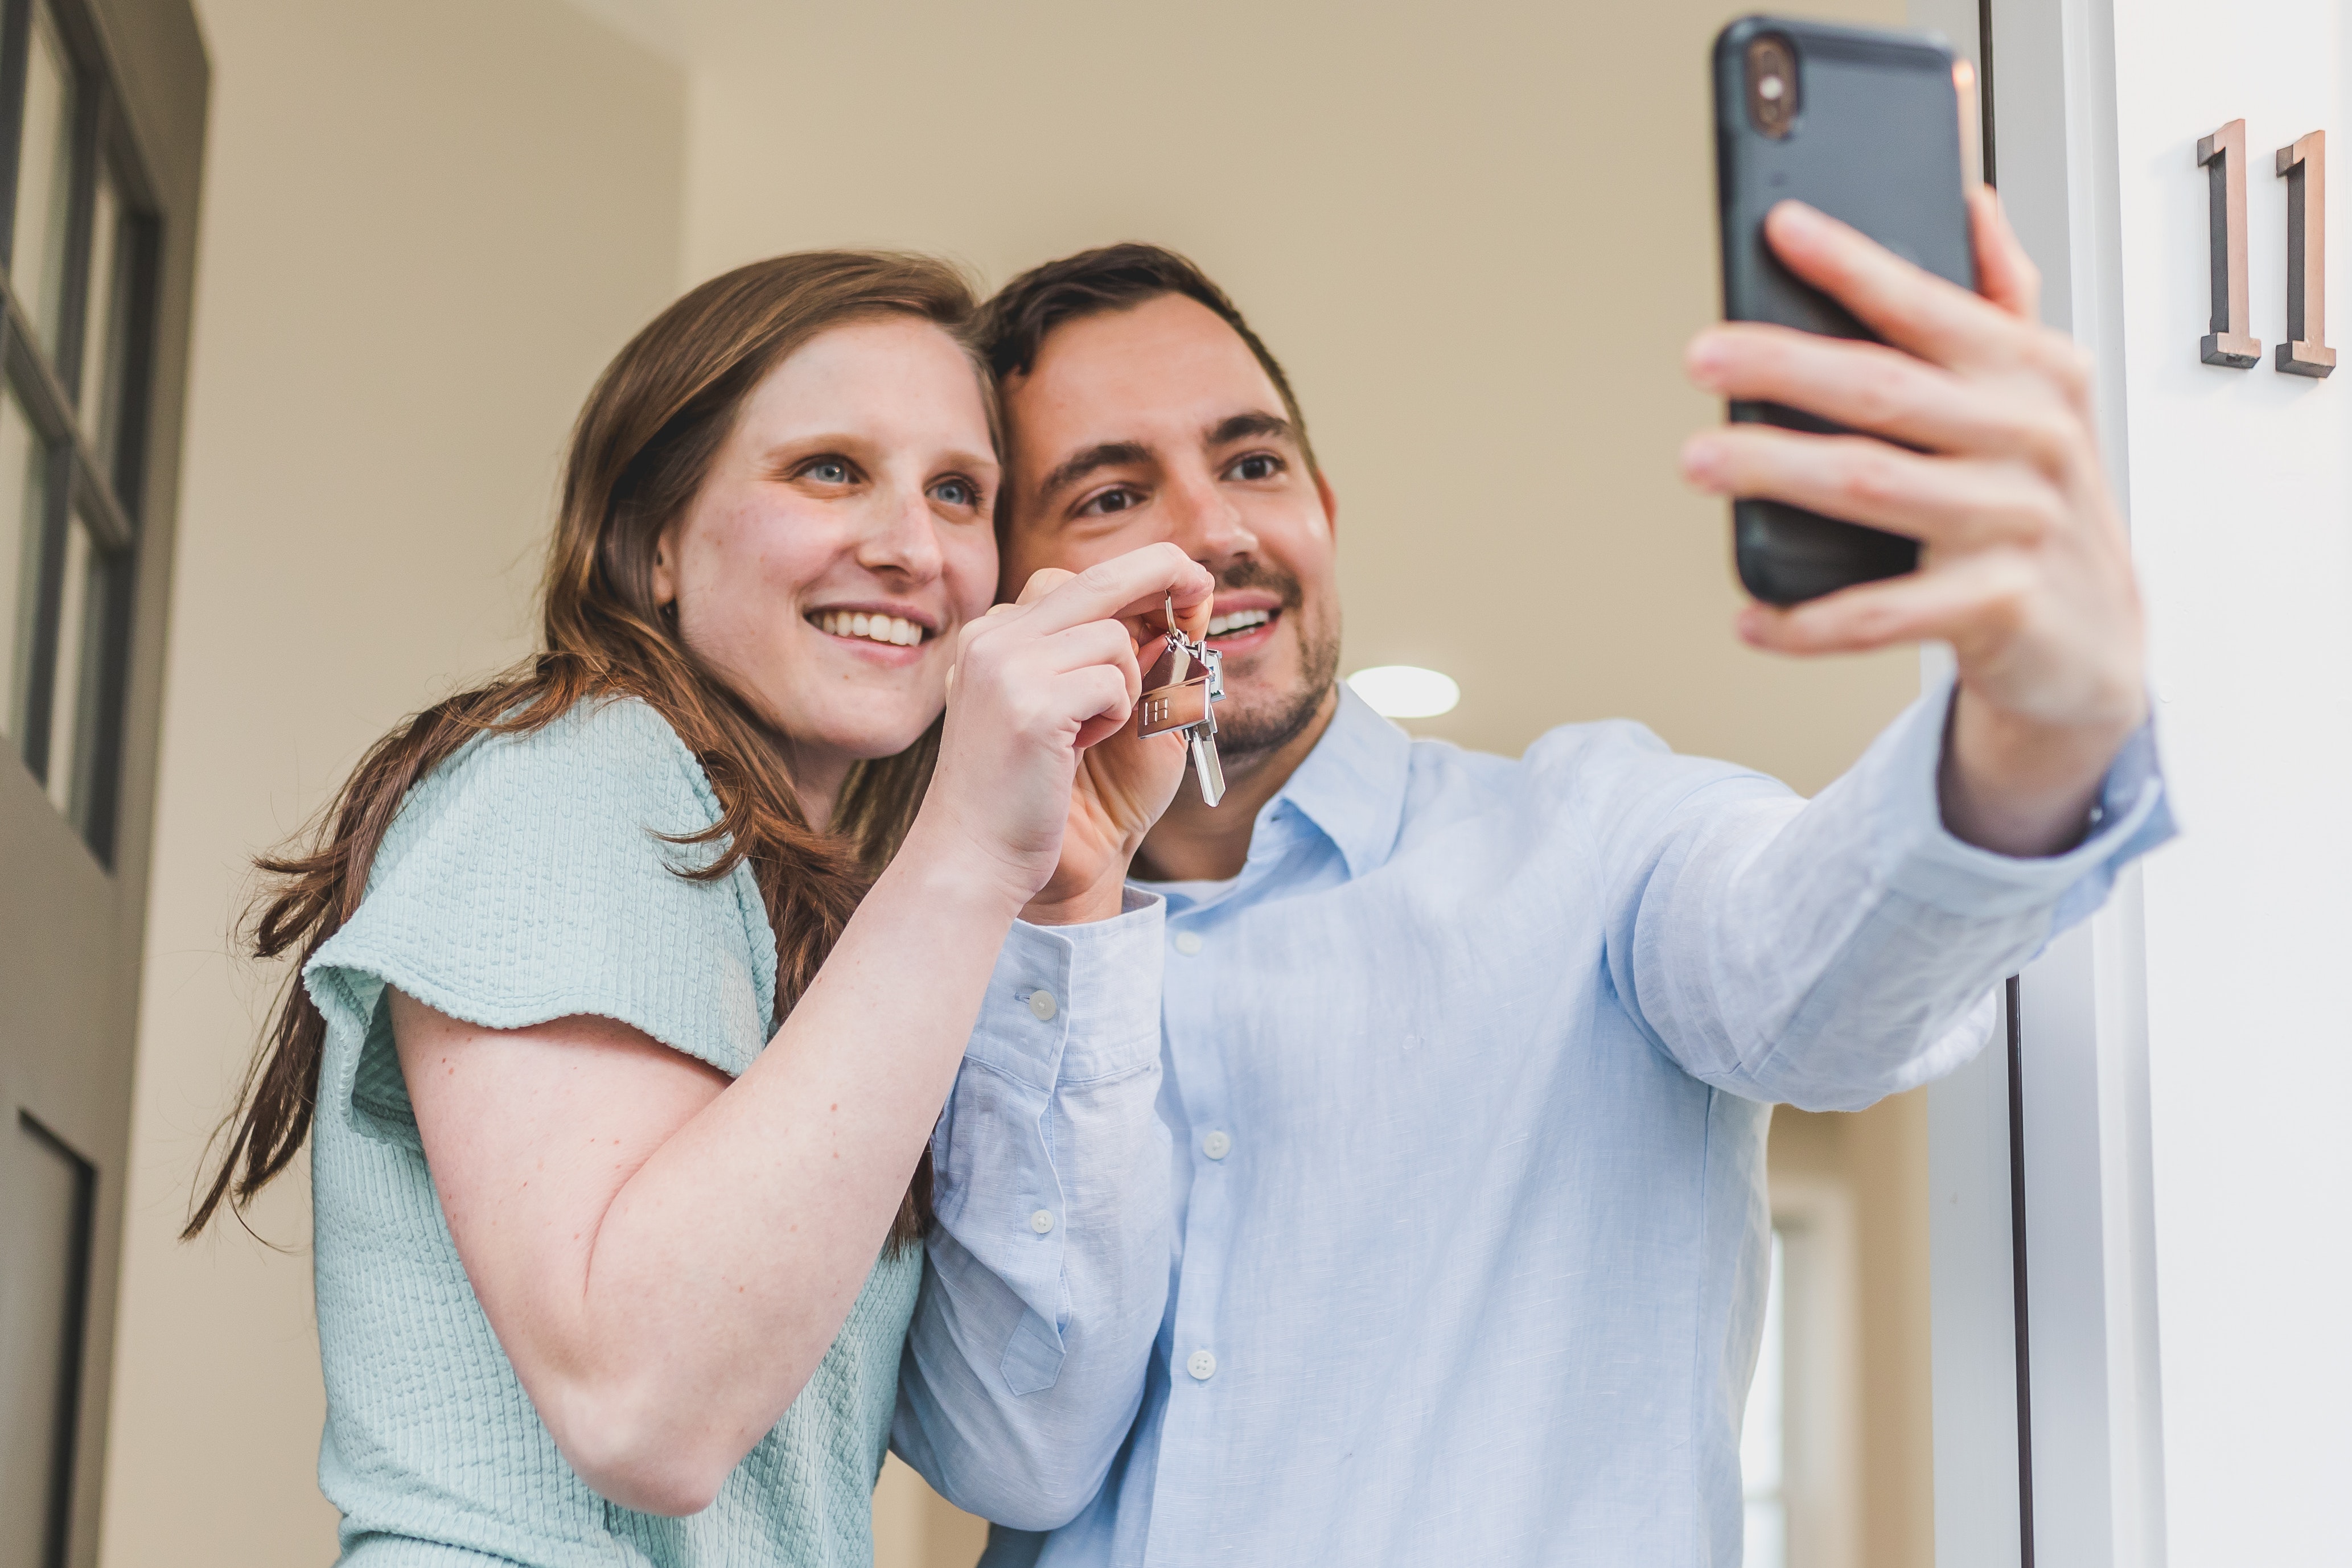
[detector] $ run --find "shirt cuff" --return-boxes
[1861,670,2177,922]
[963,890,1166,1093]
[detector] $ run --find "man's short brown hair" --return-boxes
[976,242,1318,474]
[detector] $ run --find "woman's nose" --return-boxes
[859,482,946,580]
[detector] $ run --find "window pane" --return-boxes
[0,388,44,742]
[11,2,80,358]
[43,510,93,818]
[79,163,119,442]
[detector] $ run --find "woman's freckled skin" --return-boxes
[653,316,998,818]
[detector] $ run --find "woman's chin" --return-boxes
[792,711,940,768]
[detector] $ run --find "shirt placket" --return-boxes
[1148,892,1230,1565]
[1144,822,1309,1565]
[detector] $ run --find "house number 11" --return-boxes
[2199,120,2334,377]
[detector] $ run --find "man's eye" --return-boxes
[804,458,853,485]
[1078,487,1141,517]
[932,477,978,509]
[1227,453,1282,482]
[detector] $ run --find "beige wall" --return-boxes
[101,3,682,1561]
[663,0,1914,793]
[101,2,1929,1565]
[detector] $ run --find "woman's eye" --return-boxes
[1227,453,1282,482]
[804,459,853,485]
[1078,487,1141,517]
[931,478,978,509]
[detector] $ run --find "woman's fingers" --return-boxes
[956,616,1144,742]
[1043,619,1142,701]
[1019,542,1213,637]
[1013,566,1077,607]
[1683,425,2063,552]
[1063,662,1140,751]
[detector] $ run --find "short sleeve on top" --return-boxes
[306,697,780,1142]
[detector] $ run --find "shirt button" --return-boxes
[1027,989,1058,1022]
[1186,1348,1218,1381]
[1202,1131,1232,1160]
[1030,1209,1055,1234]
[1174,931,1204,956]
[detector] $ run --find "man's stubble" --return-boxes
[1214,558,1341,773]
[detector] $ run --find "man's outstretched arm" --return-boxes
[1568,676,2167,1111]
[1683,188,2148,854]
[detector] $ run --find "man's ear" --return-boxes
[1314,467,1340,544]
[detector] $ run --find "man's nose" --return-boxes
[1162,468,1259,569]
[859,482,945,580]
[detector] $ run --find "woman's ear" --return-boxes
[650,522,680,611]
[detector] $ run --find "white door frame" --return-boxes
[1910,0,2171,1562]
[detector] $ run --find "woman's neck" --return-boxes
[769,731,850,834]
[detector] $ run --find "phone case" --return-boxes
[1713,16,1976,605]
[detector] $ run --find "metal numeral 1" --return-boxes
[2276,130,2335,378]
[2198,120,2263,367]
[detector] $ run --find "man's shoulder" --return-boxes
[1394,716,1781,838]
[1402,715,1684,792]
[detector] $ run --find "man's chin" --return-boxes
[1212,681,1334,767]
[1206,604,1342,769]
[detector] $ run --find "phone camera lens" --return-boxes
[1745,36,1799,138]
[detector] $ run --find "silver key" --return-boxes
[1135,594,1227,806]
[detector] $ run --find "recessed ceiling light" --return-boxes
[1346,665,1460,718]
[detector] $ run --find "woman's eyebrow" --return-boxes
[752,433,866,470]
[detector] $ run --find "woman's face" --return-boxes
[653,315,998,815]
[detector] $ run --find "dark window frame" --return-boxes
[0,0,159,864]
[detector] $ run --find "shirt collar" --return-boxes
[1251,682,1412,882]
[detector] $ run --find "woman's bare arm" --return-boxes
[393,843,1015,1516]
[393,545,1208,1515]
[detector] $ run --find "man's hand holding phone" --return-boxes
[1680,190,2148,858]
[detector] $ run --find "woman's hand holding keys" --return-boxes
[915,541,1212,919]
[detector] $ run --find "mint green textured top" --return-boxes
[305,697,920,1566]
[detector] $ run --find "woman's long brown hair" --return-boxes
[184,252,994,1248]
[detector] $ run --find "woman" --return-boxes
[184,252,1206,1562]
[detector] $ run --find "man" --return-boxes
[894,195,2169,1565]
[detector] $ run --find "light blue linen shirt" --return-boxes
[899,678,2171,1567]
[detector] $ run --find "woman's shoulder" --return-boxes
[425,692,717,822]
[310,690,780,1069]
[371,694,722,883]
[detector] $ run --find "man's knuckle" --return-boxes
[1840,447,1902,506]
[1855,359,1911,425]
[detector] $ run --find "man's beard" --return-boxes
[1211,559,1340,768]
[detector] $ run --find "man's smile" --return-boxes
[1205,599,1280,655]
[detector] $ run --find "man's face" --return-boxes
[998,293,1341,765]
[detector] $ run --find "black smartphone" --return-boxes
[1712,16,1977,606]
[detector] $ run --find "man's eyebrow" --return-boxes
[1038,440,1153,503]
[1207,411,1297,448]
